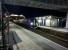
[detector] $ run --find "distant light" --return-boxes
[48,16,51,19]
[46,19,50,26]
[38,20,42,23]
[58,19,59,22]
[46,19,50,23]
[20,15,25,18]
[10,14,18,16]
[36,17,39,19]
[30,22,33,25]
[20,15,23,17]
[42,17,46,19]
[6,16,8,17]
[39,17,42,19]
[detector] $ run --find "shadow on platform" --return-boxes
[9,31,22,50]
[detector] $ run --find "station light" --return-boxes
[48,16,51,19]
[20,15,23,17]
[30,22,33,25]
[4,13,9,17]
[36,17,39,19]
[10,14,18,16]
[38,20,42,23]
[39,17,42,19]
[20,14,25,18]
[46,19,50,26]
[5,16,8,17]
[46,19,50,23]
[42,17,46,19]
[58,19,59,22]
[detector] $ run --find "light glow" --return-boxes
[38,20,42,23]
[6,16,8,17]
[30,22,33,25]
[48,16,51,19]
[10,14,18,16]
[42,17,46,19]
[20,15,23,17]
[46,19,50,26]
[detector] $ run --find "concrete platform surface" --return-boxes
[38,26,68,33]
[9,22,68,50]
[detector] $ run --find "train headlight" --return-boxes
[30,22,33,25]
